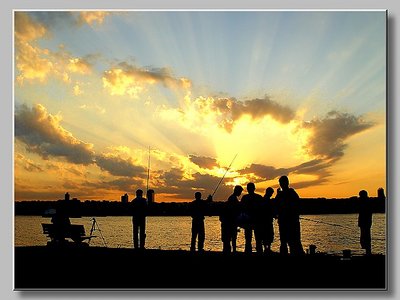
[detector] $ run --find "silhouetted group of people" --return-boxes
[219,176,304,255]
[128,175,377,256]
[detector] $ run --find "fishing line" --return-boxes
[300,216,354,229]
[300,217,361,244]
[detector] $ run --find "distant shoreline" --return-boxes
[14,197,385,216]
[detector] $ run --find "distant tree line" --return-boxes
[15,197,385,217]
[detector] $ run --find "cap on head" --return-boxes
[136,189,143,196]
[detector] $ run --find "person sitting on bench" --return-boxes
[51,206,71,243]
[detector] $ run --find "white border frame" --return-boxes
[3,1,398,299]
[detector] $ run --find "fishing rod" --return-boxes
[146,146,151,194]
[211,153,238,198]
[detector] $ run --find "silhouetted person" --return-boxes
[147,189,155,204]
[220,185,243,254]
[240,182,264,253]
[190,192,212,252]
[377,187,385,201]
[51,203,71,243]
[275,176,304,256]
[255,187,275,253]
[358,190,373,255]
[131,189,148,249]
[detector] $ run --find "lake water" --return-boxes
[14,214,386,255]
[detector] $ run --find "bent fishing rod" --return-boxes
[210,153,238,198]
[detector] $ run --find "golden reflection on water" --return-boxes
[15,214,386,255]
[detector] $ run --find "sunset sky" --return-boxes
[14,10,386,202]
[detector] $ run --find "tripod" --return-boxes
[89,217,108,247]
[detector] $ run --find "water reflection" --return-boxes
[15,214,386,255]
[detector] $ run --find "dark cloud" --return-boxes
[237,159,337,191]
[82,177,144,192]
[189,155,219,169]
[28,11,77,29]
[15,104,95,165]
[290,159,337,178]
[95,155,147,177]
[238,163,290,182]
[212,97,295,132]
[45,163,60,171]
[14,189,69,201]
[104,62,191,90]
[289,178,330,190]
[24,162,43,172]
[62,180,79,190]
[67,167,83,177]
[15,153,44,172]
[155,158,340,200]
[27,11,108,29]
[237,111,375,190]
[302,111,374,159]
[159,168,184,189]
[14,104,148,180]
[155,169,233,201]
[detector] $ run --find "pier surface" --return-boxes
[14,246,386,290]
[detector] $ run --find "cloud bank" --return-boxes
[15,104,95,165]
[103,62,191,97]
[302,110,374,159]
[212,97,295,132]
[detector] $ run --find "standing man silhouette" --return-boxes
[131,189,148,249]
[256,187,275,253]
[190,191,212,252]
[358,190,373,255]
[240,182,263,254]
[275,175,304,256]
[220,185,243,254]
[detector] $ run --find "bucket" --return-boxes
[342,249,351,259]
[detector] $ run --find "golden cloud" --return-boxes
[102,63,192,98]
[78,11,110,26]
[15,42,54,84]
[14,12,53,83]
[14,12,47,43]
[73,84,83,96]
[14,12,94,85]
[103,68,145,97]
[67,58,92,74]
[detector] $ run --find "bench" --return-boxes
[42,223,94,245]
